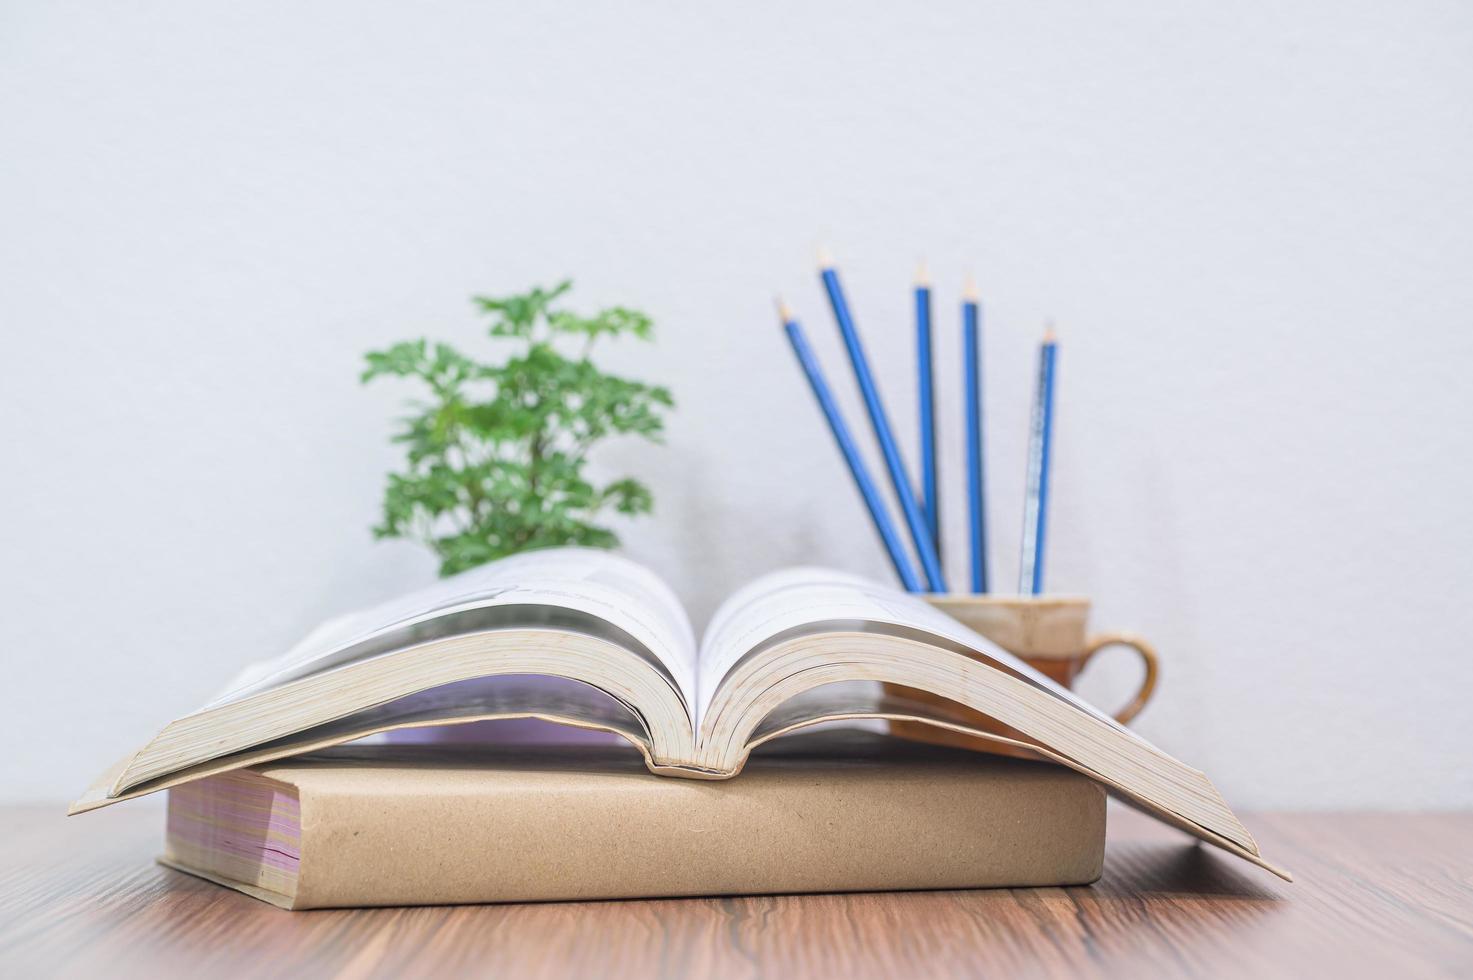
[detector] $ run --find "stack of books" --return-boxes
[73,549,1286,909]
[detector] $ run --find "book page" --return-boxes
[206,548,697,712]
[697,567,1128,734]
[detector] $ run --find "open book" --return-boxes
[73,547,1286,879]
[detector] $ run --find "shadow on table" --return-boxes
[1098,840,1285,901]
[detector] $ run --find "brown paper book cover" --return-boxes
[160,730,1106,909]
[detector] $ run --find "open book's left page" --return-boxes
[205,547,699,712]
[72,548,704,813]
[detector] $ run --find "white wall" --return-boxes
[3,1,1470,807]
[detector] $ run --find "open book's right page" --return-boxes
[698,567,1123,734]
[696,567,1288,880]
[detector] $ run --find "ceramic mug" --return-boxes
[884,595,1158,754]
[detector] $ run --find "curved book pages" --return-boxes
[71,548,1289,880]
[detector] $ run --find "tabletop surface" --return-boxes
[2,803,1470,978]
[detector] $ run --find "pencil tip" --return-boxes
[775,296,795,322]
[962,274,980,301]
[1043,319,1057,342]
[914,259,930,286]
[816,244,835,269]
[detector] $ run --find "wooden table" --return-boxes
[2,804,1469,978]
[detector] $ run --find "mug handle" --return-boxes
[1079,632,1160,725]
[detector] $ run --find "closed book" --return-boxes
[161,729,1105,909]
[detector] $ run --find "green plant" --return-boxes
[362,281,673,577]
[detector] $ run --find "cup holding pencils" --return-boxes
[778,252,1161,733]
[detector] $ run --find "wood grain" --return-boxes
[2,804,1470,978]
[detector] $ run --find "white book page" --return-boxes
[205,548,697,712]
[696,566,1131,735]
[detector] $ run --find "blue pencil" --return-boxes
[915,263,940,561]
[963,279,989,593]
[818,252,948,592]
[780,301,924,592]
[1019,324,1058,594]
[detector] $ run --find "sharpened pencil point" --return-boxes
[915,260,930,287]
[817,245,835,269]
[776,296,795,323]
[962,275,980,302]
[1043,319,1057,343]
